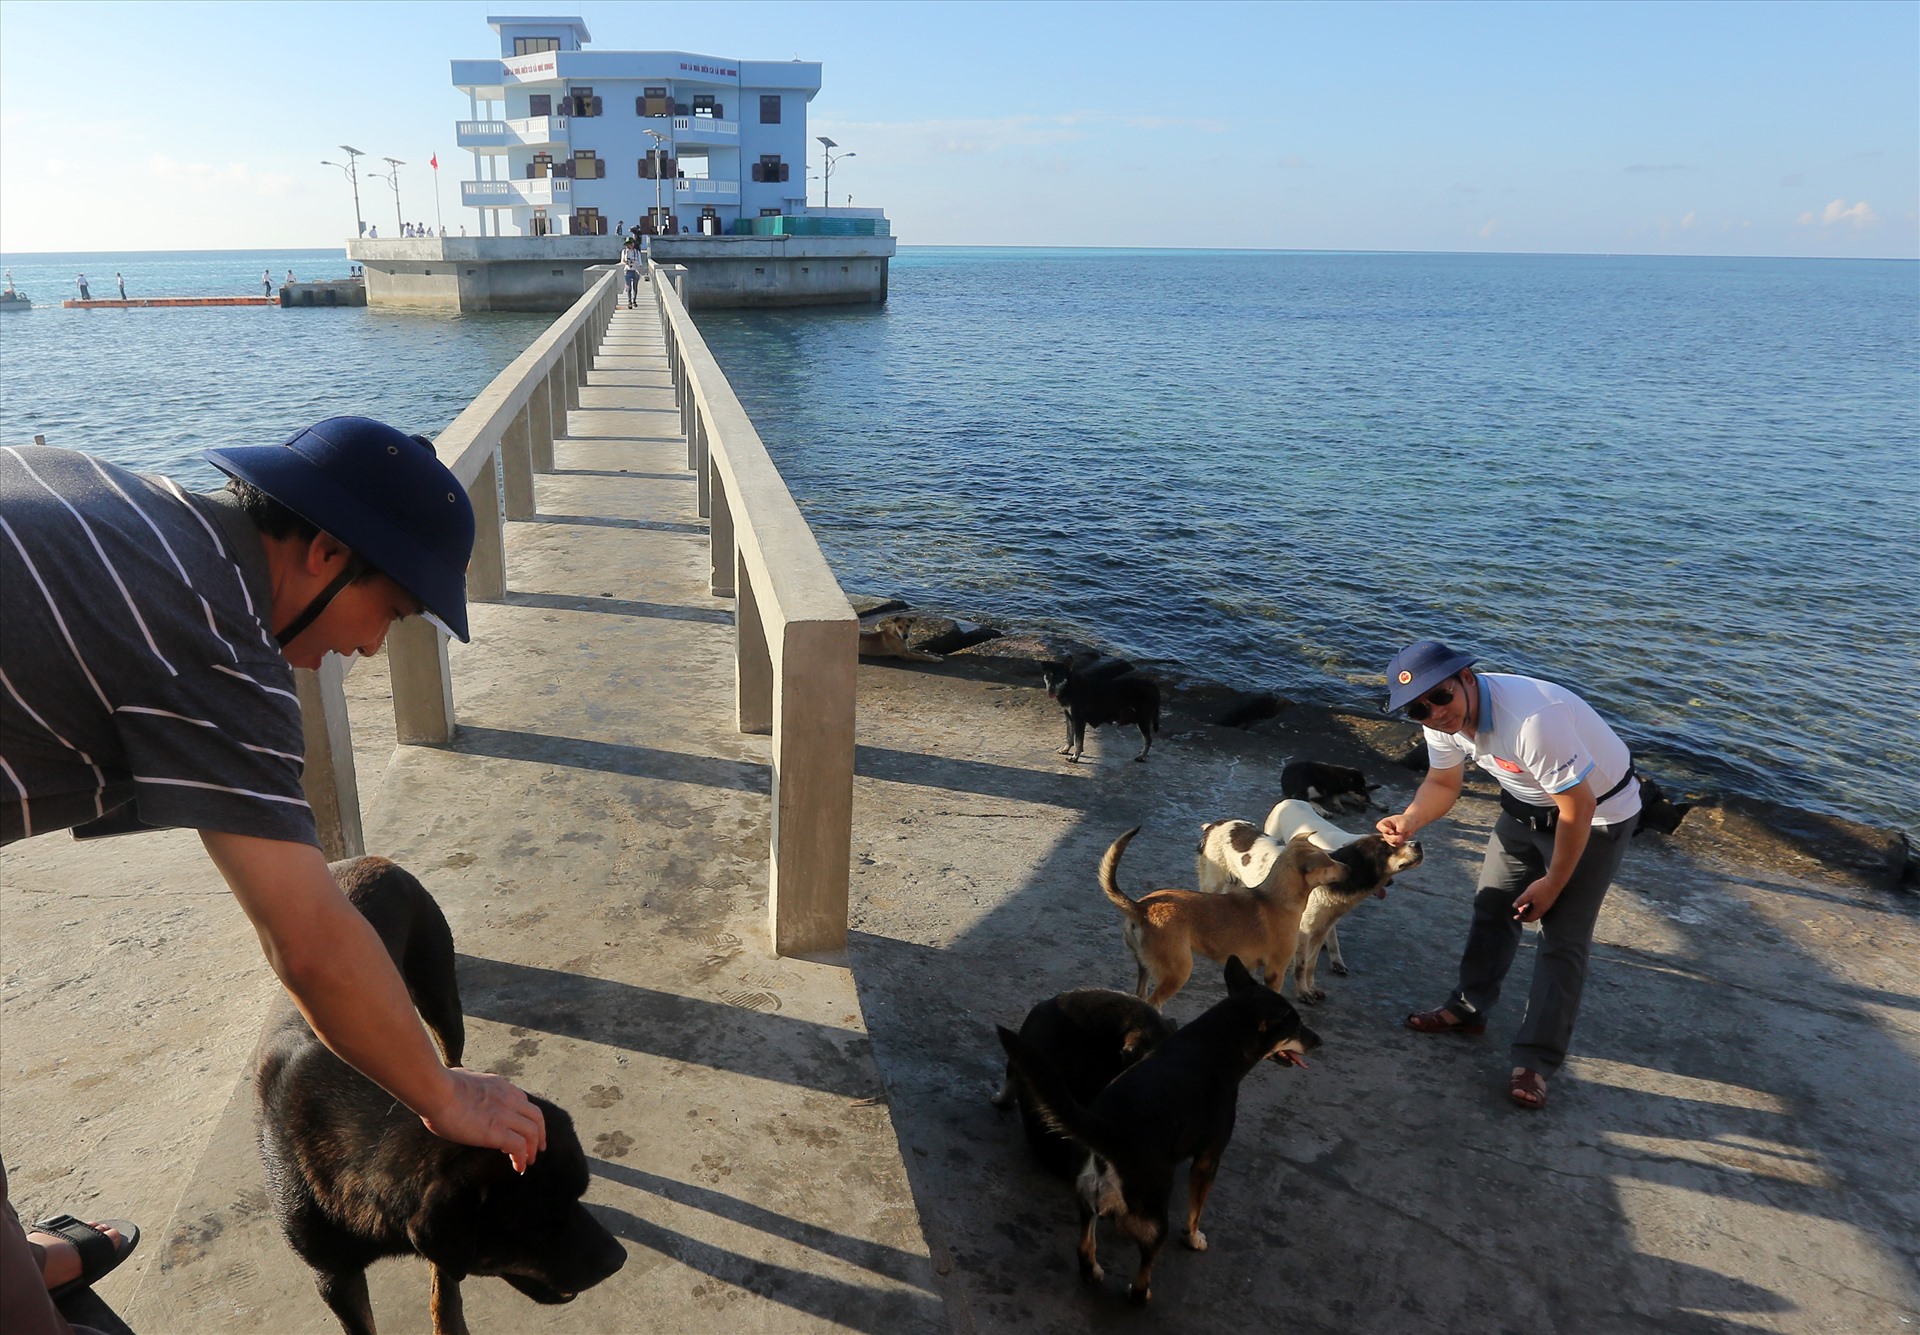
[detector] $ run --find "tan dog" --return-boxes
[1102,826,1347,1009]
[1264,799,1423,1002]
[858,615,941,662]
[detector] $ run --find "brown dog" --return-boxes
[1101,827,1347,1009]
[1264,799,1423,1000]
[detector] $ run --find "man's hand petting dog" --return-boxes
[1375,813,1418,846]
[423,1068,549,1174]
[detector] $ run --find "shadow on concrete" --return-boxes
[592,1159,934,1285]
[505,589,734,624]
[449,725,768,794]
[550,467,694,482]
[592,1204,946,1335]
[456,954,882,1099]
[527,512,708,536]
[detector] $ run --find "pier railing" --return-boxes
[299,262,856,957]
[651,261,857,956]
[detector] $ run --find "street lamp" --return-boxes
[322,145,366,236]
[642,127,669,242]
[370,157,405,234]
[817,136,853,212]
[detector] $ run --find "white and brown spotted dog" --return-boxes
[1261,799,1422,1002]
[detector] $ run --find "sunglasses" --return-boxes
[1404,680,1457,722]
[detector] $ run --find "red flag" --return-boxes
[430,153,439,170]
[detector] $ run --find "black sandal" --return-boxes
[33,1214,140,1301]
[1404,1005,1487,1035]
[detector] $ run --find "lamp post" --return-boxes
[321,145,366,236]
[642,127,668,241]
[817,136,853,213]
[371,157,405,234]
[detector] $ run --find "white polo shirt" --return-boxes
[1426,672,1640,827]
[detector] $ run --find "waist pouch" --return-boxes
[1499,764,1636,832]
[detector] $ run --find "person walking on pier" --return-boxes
[621,240,641,307]
[0,418,548,1334]
[262,266,273,296]
[114,273,125,300]
[74,273,90,301]
[1378,639,1641,1112]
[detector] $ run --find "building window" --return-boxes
[759,208,783,217]
[573,208,605,236]
[566,87,601,117]
[638,149,675,179]
[513,36,559,56]
[692,94,721,118]
[529,152,553,179]
[573,149,605,180]
[759,94,781,124]
[750,154,790,183]
[639,86,671,117]
[528,93,552,118]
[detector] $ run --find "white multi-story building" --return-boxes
[452,16,821,239]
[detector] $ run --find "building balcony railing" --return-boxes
[673,179,740,199]
[455,115,571,151]
[462,178,571,208]
[671,115,738,140]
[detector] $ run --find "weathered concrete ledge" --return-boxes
[347,235,615,311]
[651,235,894,308]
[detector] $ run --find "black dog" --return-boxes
[1280,759,1378,812]
[1634,775,1693,836]
[255,857,625,1335]
[997,957,1320,1303]
[991,989,1176,1179]
[1041,660,1161,763]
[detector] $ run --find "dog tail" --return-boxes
[1099,827,1148,922]
[996,1025,1123,1160]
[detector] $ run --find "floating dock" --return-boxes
[63,296,276,309]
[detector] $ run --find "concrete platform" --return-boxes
[4,295,1917,1333]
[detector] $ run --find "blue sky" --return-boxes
[1,0,1913,257]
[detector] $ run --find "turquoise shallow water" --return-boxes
[695,248,1920,835]
[1,246,1914,834]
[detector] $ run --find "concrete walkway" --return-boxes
[2,298,948,1334]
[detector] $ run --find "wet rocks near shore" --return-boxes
[848,592,1918,895]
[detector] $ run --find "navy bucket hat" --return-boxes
[205,416,475,642]
[1386,639,1478,712]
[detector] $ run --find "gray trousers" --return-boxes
[1447,811,1637,1074]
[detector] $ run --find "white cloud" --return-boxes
[1479,218,1497,239]
[1799,198,1878,228]
[1680,211,1697,229]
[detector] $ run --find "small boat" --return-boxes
[0,287,30,311]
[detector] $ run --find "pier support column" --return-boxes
[692,414,709,503]
[734,553,773,736]
[546,364,567,446]
[529,375,555,472]
[389,618,455,745]
[468,452,506,601]
[768,616,856,957]
[502,405,535,519]
[710,471,734,597]
[295,656,364,861]
[564,340,581,410]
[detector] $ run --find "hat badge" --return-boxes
[1397,670,1412,685]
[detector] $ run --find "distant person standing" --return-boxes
[75,273,91,301]
[367,224,378,239]
[1379,640,1642,1112]
[262,268,273,297]
[286,269,297,285]
[115,273,126,300]
[620,242,640,308]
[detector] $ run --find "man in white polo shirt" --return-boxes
[1377,639,1641,1111]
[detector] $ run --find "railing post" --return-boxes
[710,470,735,597]
[502,404,535,519]
[295,655,364,860]
[529,373,555,472]
[468,451,506,601]
[693,413,710,515]
[563,339,581,410]
[768,617,856,956]
[388,617,455,744]
[547,362,568,446]
[734,552,773,735]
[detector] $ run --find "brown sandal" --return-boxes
[1405,1005,1486,1036]
[1509,1069,1548,1110]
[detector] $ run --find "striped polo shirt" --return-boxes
[1,445,319,847]
[1424,671,1641,827]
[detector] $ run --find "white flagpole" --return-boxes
[433,154,444,234]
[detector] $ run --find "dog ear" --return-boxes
[1222,955,1256,992]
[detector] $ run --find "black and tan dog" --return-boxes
[1041,660,1161,763]
[1103,826,1346,1007]
[991,989,1177,1178]
[997,957,1319,1303]
[255,856,625,1335]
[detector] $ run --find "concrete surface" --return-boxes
[4,296,1917,1335]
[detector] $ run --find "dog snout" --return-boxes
[1297,1022,1322,1052]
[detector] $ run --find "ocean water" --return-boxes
[694,249,1920,835]
[1,246,1913,835]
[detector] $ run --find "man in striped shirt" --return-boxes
[0,419,545,1331]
